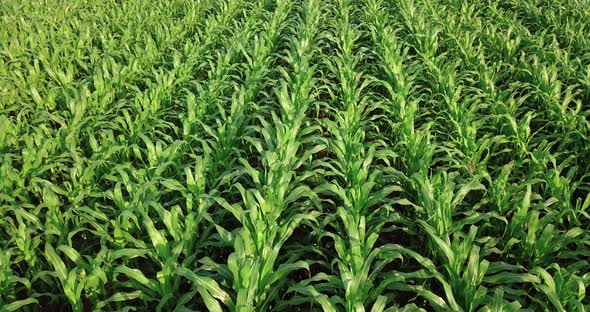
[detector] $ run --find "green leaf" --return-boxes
[160,179,186,192]
[45,244,68,282]
[370,295,388,312]
[114,265,159,293]
[96,290,145,310]
[1,298,39,312]
[57,245,81,264]
[176,267,232,306]
[484,272,541,284]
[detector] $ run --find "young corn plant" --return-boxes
[365,0,435,180]
[529,264,589,311]
[180,0,254,140]
[292,0,411,310]
[177,0,270,209]
[200,0,290,183]
[0,249,38,311]
[417,222,491,312]
[398,2,489,178]
[100,150,230,310]
[204,0,320,310]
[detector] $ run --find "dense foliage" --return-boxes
[1,0,589,310]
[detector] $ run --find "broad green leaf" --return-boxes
[1,298,39,312]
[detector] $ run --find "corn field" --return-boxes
[1,0,590,311]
